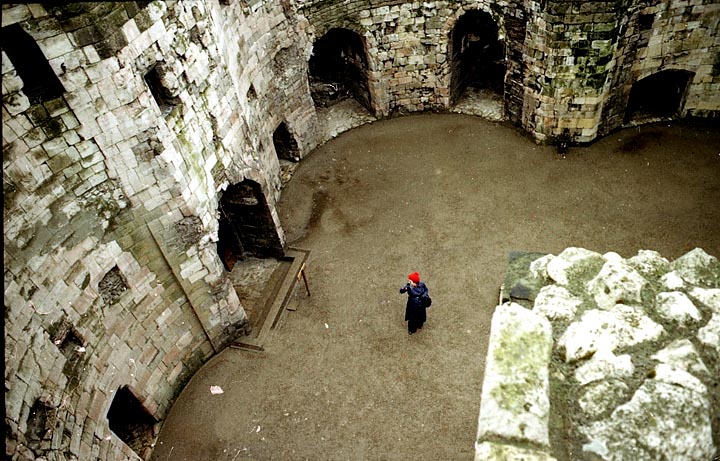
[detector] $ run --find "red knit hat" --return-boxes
[408,272,420,283]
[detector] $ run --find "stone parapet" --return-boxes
[478,247,719,460]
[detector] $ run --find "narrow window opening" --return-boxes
[51,320,86,377]
[1,24,65,105]
[107,386,157,459]
[272,122,299,162]
[99,265,128,305]
[144,65,178,116]
[638,14,654,31]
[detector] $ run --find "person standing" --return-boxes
[400,272,430,335]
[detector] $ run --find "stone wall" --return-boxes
[297,0,719,141]
[477,248,719,460]
[3,2,306,460]
[3,1,719,460]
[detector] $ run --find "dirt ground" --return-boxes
[151,114,720,461]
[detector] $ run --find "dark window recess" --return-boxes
[51,320,86,377]
[247,84,258,100]
[144,65,179,116]
[99,266,128,305]
[272,122,299,161]
[638,14,654,31]
[1,24,65,105]
[107,386,157,457]
[27,400,54,443]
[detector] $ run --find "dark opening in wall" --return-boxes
[144,64,178,116]
[624,70,694,123]
[51,320,86,377]
[308,28,372,112]
[27,400,54,445]
[107,386,157,459]
[99,266,128,305]
[450,10,505,103]
[272,122,299,161]
[247,84,258,100]
[1,24,65,105]
[217,180,284,271]
[638,13,654,31]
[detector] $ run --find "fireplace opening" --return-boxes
[624,70,694,123]
[217,180,284,271]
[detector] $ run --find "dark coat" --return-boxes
[400,282,428,324]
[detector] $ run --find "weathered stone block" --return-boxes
[477,302,552,447]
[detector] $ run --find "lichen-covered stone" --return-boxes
[529,254,554,281]
[688,287,720,314]
[586,260,649,310]
[559,305,665,362]
[671,247,720,288]
[655,291,701,327]
[477,302,553,447]
[578,379,630,419]
[546,247,604,286]
[660,270,686,290]
[574,348,634,386]
[627,249,670,281]
[581,379,714,461]
[474,441,557,461]
[533,284,582,321]
[697,314,720,359]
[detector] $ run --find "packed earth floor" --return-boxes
[150,114,720,461]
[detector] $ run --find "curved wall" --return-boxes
[3,1,718,460]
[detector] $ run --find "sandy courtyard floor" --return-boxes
[151,114,720,461]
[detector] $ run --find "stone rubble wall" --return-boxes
[477,247,720,460]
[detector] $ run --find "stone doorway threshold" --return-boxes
[451,87,505,121]
[230,248,310,352]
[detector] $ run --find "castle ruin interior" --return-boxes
[3,1,719,460]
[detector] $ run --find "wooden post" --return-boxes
[298,263,310,296]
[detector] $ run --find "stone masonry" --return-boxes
[478,247,720,460]
[3,1,719,460]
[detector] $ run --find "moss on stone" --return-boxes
[490,315,550,413]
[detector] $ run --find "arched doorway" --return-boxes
[624,70,694,123]
[449,10,505,105]
[308,28,372,112]
[217,180,284,271]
